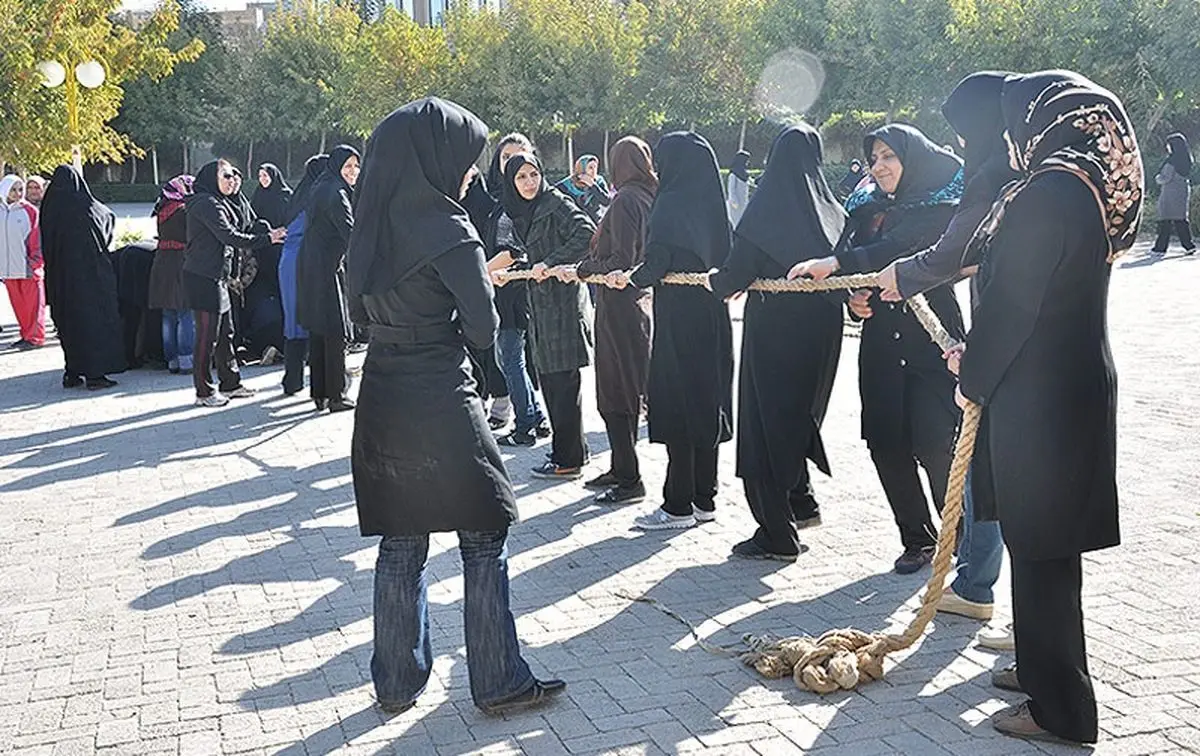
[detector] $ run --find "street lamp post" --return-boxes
[37,58,107,173]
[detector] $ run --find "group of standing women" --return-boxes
[138,146,362,410]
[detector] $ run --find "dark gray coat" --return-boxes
[521,188,596,375]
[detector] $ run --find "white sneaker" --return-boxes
[634,509,697,531]
[195,393,230,408]
[978,622,1015,651]
[692,507,716,523]
[226,385,256,399]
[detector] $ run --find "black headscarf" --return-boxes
[501,152,551,241]
[735,124,845,267]
[193,160,224,199]
[1166,133,1193,177]
[347,97,488,299]
[283,154,328,226]
[729,150,750,182]
[864,124,963,205]
[250,163,292,227]
[969,69,1144,262]
[322,145,360,193]
[942,71,1014,181]
[647,132,731,269]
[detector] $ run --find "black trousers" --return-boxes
[601,411,640,487]
[282,338,308,395]
[309,333,347,402]
[663,443,718,517]
[541,369,586,468]
[869,381,956,552]
[1011,554,1098,743]
[788,465,819,521]
[193,309,241,398]
[743,477,800,556]
[1153,219,1195,252]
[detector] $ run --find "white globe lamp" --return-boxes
[37,60,66,88]
[75,60,106,89]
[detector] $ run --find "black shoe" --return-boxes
[480,679,566,716]
[8,339,29,350]
[497,431,536,447]
[584,471,619,489]
[63,374,84,389]
[378,699,416,716]
[1187,247,1197,256]
[17,340,42,351]
[730,539,800,562]
[328,399,356,413]
[86,377,118,391]
[992,663,1024,692]
[314,398,329,412]
[595,482,646,505]
[894,546,935,575]
[535,422,551,438]
[530,461,582,480]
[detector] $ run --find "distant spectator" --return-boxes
[556,154,611,224]
[836,159,866,201]
[1,175,46,350]
[726,150,752,226]
[148,175,196,374]
[1152,133,1194,255]
[24,175,45,207]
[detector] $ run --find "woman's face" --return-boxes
[341,156,360,187]
[515,162,542,200]
[25,181,42,204]
[217,162,238,196]
[583,160,598,179]
[499,143,525,172]
[258,169,271,188]
[869,139,903,194]
[7,183,23,204]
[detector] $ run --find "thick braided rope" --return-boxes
[511,265,983,693]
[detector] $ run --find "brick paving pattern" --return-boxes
[0,242,1197,755]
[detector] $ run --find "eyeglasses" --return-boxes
[221,172,236,180]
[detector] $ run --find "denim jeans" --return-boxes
[371,530,534,709]
[495,328,544,434]
[161,309,194,370]
[952,469,1005,604]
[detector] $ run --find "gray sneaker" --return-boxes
[195,393,230,408]
[633,509,696,530]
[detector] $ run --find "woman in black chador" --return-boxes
[708,124,845,562]
[958,70,1141,746]
[39,165,125,389]
[623,131,734,531]
[297,145,360,412]
[347,97,564,717]
[793,123,966,575]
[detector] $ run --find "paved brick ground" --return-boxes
[0,242,1197,756]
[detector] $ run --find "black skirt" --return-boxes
[182,271,230,313]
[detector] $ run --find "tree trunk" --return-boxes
[319,131,327,154]
[247,138,255,173]
[130,156,138,184]
[739,118,748,151]
[603,130,610,174]
[567,129,575,172]
[152,146,160,186]
[182,140,189,174]
[285,142,292,176]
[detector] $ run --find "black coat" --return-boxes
[836,201,964,449]
[632,241,733,447]
[710,243,842,485]
[182,194,270,313]
[960,172,1119,560]
[39,166,125,379]
[352,243,516,536]
[576,183,654,416]
[297,177,353,339]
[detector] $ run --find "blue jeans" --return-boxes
[495,328,544,434]
[162,309,194,370]
[372,530,534,709]
[952,468,1004,604]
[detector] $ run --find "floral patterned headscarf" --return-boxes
[968,70,1143,263]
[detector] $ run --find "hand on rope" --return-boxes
[787,255,841,281]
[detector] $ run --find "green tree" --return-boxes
[335,7,449,137]
[0,0,202,171]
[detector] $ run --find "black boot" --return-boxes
[282,338,308,396]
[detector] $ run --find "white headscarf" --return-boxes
[0,175,25,208]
